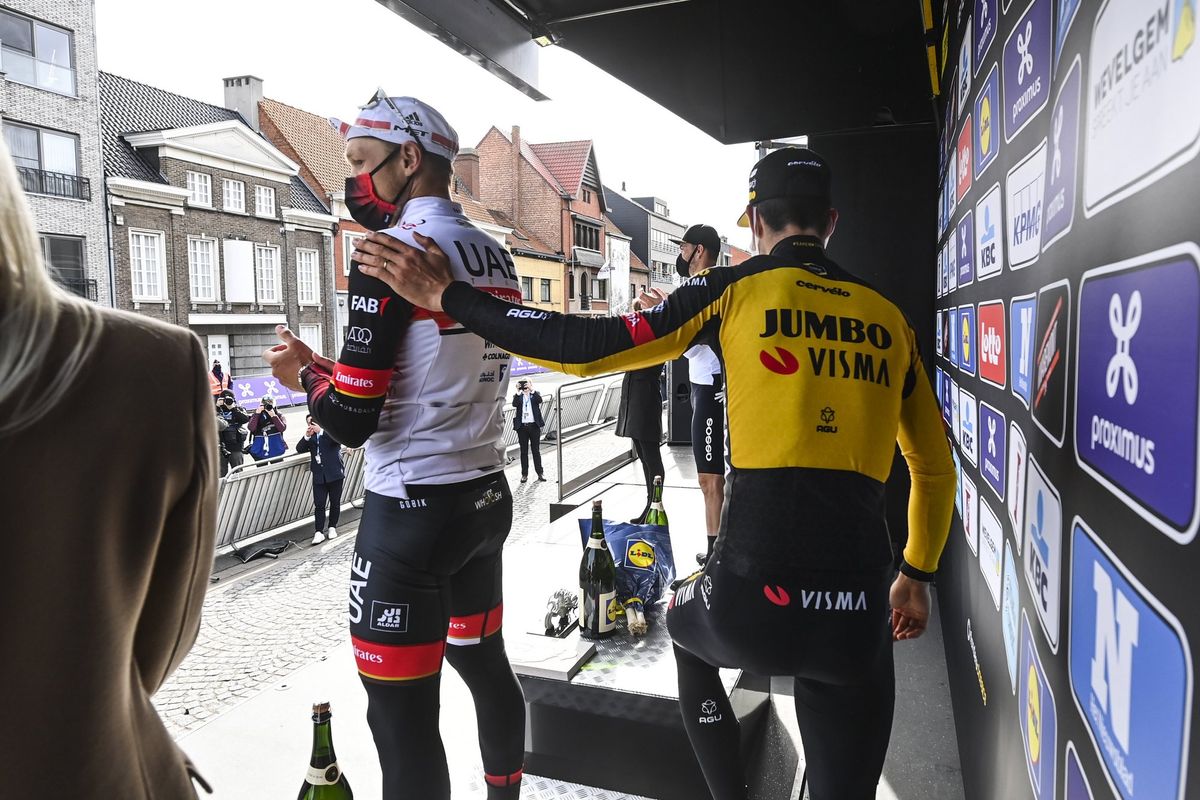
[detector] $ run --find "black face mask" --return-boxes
[675,249,694,279]
[344,146,405,231]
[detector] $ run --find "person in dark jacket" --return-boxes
[247,394,288,462]
[615,301,666,523]
[215,389,250,477]
[512,378,546,483]
[296,415,346,545]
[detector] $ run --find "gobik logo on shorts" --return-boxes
[1019,610,1058,800]
[1069,518,1193,800]
[1074,245,1200,543]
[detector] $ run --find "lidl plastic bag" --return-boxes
[578,518,676,634]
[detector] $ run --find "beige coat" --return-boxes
[0,303,217,798]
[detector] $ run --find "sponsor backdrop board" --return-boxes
[934,1,1200,798]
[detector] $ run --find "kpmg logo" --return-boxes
[980,401,1007,500]
[1011,294,1038,408]
[1024,455,1062,650]
[957,119,974,203]
[957,212,975,286]
[1007,142,1048,269]
[1002,539,1021,694]
[1033,280,1071,448]
[960,387,980,467]
[975,64,1002,180]
[1085,0,1200,216]
[1004,0,1053,142]
[975,183,1004,280]
[1019,611,1059,800]
[1008,421,1029,538]
[1043,56,1083,253]
[1066,741,1097,800]
[978,300,1007,388]
[975,0,998,70]
[959,304,977,377]
[978,499,1003,609]
[962,472,979,555]
[1075,246,1200,543]
[1069,518,1193,800]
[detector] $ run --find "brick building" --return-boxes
[470,127,611,315]
[98,72,338,376]
[603,184,686,296]
[1,1,108,303]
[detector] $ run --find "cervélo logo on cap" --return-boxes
[1074,244,1200,543]
[1004,0,1052,143]
[1068,517,1193,800]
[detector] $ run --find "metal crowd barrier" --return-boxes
[215,447,367,556]
[555,375,634,501]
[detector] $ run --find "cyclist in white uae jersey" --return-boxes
[264,92,526,800]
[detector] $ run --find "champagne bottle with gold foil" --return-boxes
[297,702,353,799]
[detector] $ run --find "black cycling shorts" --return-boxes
[691,375,726,475]
[349,474,513,682]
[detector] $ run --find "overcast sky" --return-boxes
[94,0,756,249]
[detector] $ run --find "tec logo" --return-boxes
[1069,518,1192,800]
[1074,246,1200,543]
[978,300,1007,388]
[1023,455,1062,651]
[1019,610,1058,800]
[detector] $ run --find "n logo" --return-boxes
[1090,563,1138,753]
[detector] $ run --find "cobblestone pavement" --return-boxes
[154,428,678,738]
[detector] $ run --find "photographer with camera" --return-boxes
[246,394,288,462]
[512,378,546,483]
[215,389,250,476]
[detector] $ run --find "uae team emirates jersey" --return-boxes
[302,196,521,497]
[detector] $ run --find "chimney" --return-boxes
[510,125,521,227]
[621,181,626,192]
[453,148,480,198]
[223,75,264,132]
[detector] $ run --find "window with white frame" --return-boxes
[296,248,320,305]
[343,231,365,276]
[0,10,76,95]
[520,276,533,301]
[186,171,211,206]
[298,324,322,350]
[255,185,276,217]
[254,244,281,304]
[223,178,245,212]
[188,237,219,302]
[129,230,166,302]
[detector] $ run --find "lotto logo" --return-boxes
[978,300,1007,388]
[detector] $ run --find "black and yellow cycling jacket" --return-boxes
[441,235,956,580]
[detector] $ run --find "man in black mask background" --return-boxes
[668,224,727,569]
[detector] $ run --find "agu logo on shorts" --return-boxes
[1069,518,1192,800]
[1032,280,1071,448]
[1074,246,1200,543]
[625,539,656,571]
[1019,610,1058,800]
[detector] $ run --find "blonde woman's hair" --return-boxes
[0,138,102,436]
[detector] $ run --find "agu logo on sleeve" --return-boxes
[957,120,974,203]
[1008,421,1030,541]
[1019,610,1058,800]
[979,499,1003,609]
[1004,0,1053,142]
[980,401,1007,500]
[960,304,977,376]
[1033,280,1071,448]
[956,212,975,286]
[1002,539,1021,693]
[950,307,961,368]
[1085,0,1200,216]
[1074,245,1200,543]
[975,182,1005,280]
[975,64,1002,180]
[1024,455,1062,651]
[1042,55,1082,254]
[978,300,1007,388]
[1065,741,1097,800]
[1007,141,1048,269]
[962,472,980,555]
[975,0,998,71]
[1011,293,1038,408]
[960,387,980,467]
[1069,518,1193,800]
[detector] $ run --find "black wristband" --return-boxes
[899,558,936,582]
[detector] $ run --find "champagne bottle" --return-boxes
[298,702,353,800]
[579,500,617,639]
[646,476,668,527]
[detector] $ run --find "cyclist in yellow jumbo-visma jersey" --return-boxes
[355,147,957,800]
